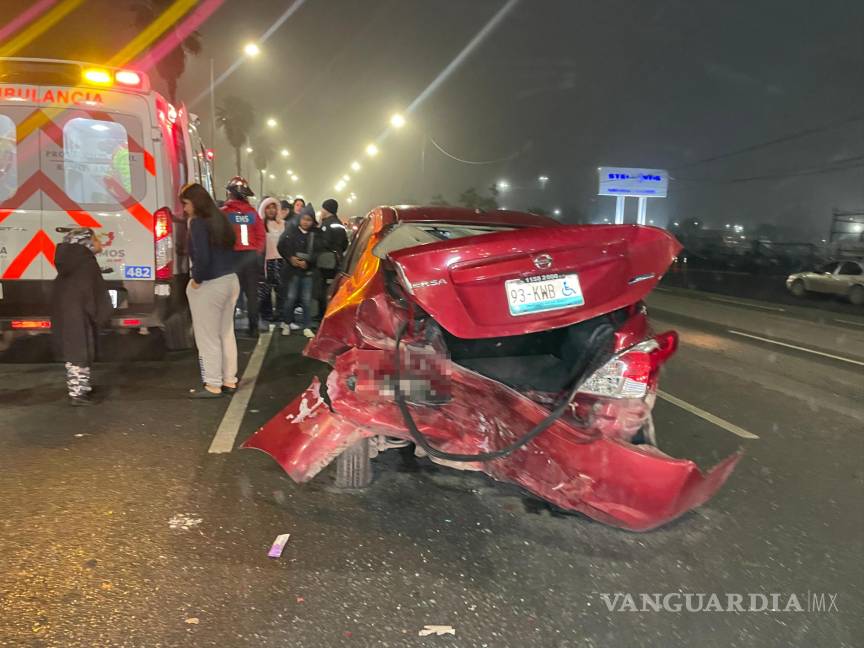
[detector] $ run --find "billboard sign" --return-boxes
[598,167,668,198]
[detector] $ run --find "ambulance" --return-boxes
[0,57,214,351]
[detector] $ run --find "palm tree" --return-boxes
[216,96,255,176]
[251,138,274,195]
[133,1,202,103]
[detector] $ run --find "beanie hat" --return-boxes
[299,204,316,219]
[62,227,96,251]
[322,198,339,215]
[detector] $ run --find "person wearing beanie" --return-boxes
[316,198,349,311]
[50,227,113,405]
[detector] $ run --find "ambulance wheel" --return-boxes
[163,310,194,351]
[335,438,372,489]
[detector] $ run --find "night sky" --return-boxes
[9,0,864,237]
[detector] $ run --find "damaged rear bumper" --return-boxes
[243,350,740,532]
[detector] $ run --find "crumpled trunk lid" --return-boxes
[389,224,681,339]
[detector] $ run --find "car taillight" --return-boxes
[154,207,173,281]
[11,320,51,330]
[578,331,678,399]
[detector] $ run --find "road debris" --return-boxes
[267,533,291,558]
[185,617,199,625]
[419,625,456,637]
[168,514,202,530]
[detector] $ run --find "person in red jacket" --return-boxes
[221,176,266,337]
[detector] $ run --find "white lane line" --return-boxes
[834,318,864,328]
[727,329,864,367]
[708,295,786,312]
[657,390,760,439]
[208,332,273,454]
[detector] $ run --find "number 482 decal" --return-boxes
[124,265,153,279]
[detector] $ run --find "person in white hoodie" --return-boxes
[256,197,287,327]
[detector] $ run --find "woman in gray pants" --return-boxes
[180,184,240,399]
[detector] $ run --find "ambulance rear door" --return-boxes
[38,91,157,285]
[0,102,45,282]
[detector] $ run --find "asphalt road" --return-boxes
[1,291,862,648]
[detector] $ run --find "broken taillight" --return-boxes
[154,207,173,281]
[578,331,678,399]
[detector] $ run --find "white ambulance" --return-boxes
[0,57,214,350]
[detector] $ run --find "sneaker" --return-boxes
[289,323,302,331]
[280,323,291,336]
[303,328,315,339]
[268,323,277,332]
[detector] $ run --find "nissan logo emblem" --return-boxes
[533,254,553,269]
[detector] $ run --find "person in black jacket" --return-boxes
[317,198,349,311]
[51,228,113,406]
[181,183,240,399]
[277,206,321,338]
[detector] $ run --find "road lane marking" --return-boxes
[708,295,786,312]
[208,332,272,454]
[833,318,864,328]
[657,390,760,439]
[727,330,864,367]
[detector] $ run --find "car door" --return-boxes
[807,261,840,293]
[835,261,864,293]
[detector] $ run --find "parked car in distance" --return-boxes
[786,260,864,305]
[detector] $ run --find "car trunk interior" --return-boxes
[437,307,630,394]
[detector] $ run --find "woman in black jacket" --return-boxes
[180,183,240,399]
[51,228,113,406]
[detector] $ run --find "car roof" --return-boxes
[390,205,558,228]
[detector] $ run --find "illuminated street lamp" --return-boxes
[269,173,276,180]
[365,143,379,158]
[390,113,406,129]
[335,180,346,192]
[538,175,550,184]
[266,117,278,128]
[350,161,362,172]
[342,174,350,182]
[553,208,561,216]
[245,146,253,154]
[280,148,290,158]
[497,179,510,191]
[243,42,261,58]
[291,175,299,182]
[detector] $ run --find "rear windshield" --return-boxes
[416,222,515,240]
[374,221,516,258]
[63,117,135,204]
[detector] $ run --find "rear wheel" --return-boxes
[163,309,194,351]
[335,438,373,489]
[790,279,807,297]
[849,285,864,306]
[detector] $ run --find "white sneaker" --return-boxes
[280,323,291,336]
[289,323,302,331]
[303,328,315,338]
[268,323,276,332]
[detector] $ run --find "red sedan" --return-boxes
[244,206,739,531]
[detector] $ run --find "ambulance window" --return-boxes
[0,114,17,201]
[63,118,135,204]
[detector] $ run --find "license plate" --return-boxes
[505,273,584,316]
[108,290,118,309]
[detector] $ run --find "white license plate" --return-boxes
[109,290,118,309]
[505,273,584,316]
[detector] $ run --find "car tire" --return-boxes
[849,285,864,306]
[790,279,807,297]
[163,309,194,351]
[335,437,373,489]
